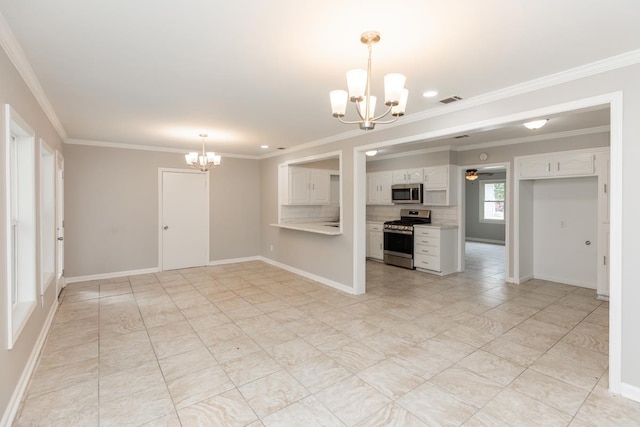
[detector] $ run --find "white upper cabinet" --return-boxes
[367,171,393,205]
[392,168,423,184]
[423,165,449,188]
[423,165,457,206]
[285,166,331,205]
[518,152,595,179]
[555,153,596,176]
[310,169,330,204]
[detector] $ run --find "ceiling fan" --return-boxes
[465,169,495,181]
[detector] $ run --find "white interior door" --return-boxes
[55,151,65,295]
[161,170,209,270]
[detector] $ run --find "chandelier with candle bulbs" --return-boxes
[185,133,221,171]
[330,31,408,130]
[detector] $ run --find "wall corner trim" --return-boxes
[620,382,640,404]
[0,299,58,427]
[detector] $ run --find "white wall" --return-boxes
[533,177,598,288]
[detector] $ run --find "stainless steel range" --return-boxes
[383,209,431,269]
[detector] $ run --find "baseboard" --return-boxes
[258,256,356,295]
[65,267,160,284]
[0,298,58,427]
[208,256,261,266]
[621,382,640,403]
[517,274,534,285]
[532,273,597,289]
[64,257,354,297]
[465,237,505,245]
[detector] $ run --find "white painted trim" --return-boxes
[532,274,596,290]
[65,138,259,160]
[457,162,510,281]
[519,274,534,284]
[608,92,623,394]
[621,382,640,404]
[0,297,57,427]
[465,237,506,245]
[65,267,160,284]
[455,126,609,152]
[0,12,67,141]
[369,125,609,163]
[259,256,356,295]
[208,256,261,266]
[353,149,367,295]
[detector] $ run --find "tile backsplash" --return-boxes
[281,205,340,223]
[367,204,458,224]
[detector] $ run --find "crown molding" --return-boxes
[454,125,610,152]
[0,11,67,141]
[294,48,640,152]
[369,125,610,161]
[64,138,260,159]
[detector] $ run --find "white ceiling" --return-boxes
[0,1,638,157]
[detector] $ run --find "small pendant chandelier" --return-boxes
[185,133,221,171]
[330,31,408,131]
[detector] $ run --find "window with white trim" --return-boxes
[5,105,36,349]
[479,179,505,224]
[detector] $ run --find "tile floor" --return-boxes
[13,244,640,426]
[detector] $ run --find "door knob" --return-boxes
[163,226,169,230]
[57,237,64,241]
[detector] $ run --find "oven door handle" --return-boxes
[383,229,413,236]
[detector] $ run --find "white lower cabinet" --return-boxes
[413,225,457,275]
[367,222,384,261]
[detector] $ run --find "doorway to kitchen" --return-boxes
[158,169,209,271]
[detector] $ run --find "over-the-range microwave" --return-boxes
[391,183,423,204]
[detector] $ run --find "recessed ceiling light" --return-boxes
[365,150,378,157]
[261,145,269,149]
[422,90,438,98]
[523,119,548,130]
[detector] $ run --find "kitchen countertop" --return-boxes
[414,224,458,230]
[271,222,342,235]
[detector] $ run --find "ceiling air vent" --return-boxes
[454,134,469,139]
[439,95,463,104]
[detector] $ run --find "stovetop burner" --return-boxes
[384,209,431,232]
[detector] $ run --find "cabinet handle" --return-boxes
[547,162,551,172]
[557,162,560,171]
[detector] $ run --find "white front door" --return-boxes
[55,151,65,295]
[160,170,209,270]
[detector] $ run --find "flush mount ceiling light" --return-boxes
[422,90,438,98]
[365,150,378,157]
[523,119,549,130]
[185,133,221,171]
[465,169,479,181]
[330,31,408,131]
